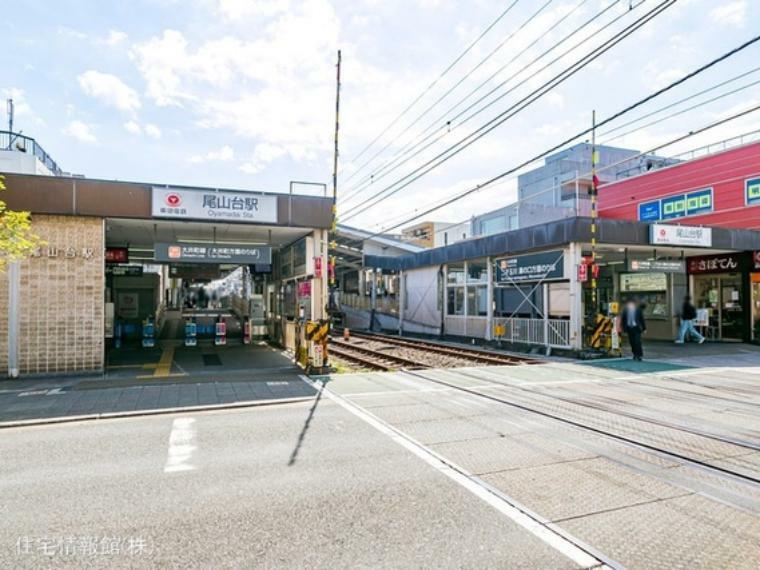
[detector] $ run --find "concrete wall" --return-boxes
[0,215,104,376]
[0,150,55,176]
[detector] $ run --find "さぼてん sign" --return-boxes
[152,187,278,223]
[154,243,272,265]
[494,250,564,283]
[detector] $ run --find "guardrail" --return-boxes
[493,317,571,349]
[0,130,63,175]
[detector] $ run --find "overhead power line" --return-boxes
[341,0,676,222]
[341,0,606,205]
[366,101,760,238]
[341,0,562,192]
[342,0,522,174]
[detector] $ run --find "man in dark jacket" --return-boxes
[621,297,646,361]
[676,295,705,344]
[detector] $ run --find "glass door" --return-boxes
[720,275,743,341]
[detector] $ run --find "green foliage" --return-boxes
[0,175,42,271]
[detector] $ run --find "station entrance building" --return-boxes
[0,173,333,378]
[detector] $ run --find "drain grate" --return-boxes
[202,354,222,366]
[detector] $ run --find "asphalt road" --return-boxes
[1,392,581,569]
[2,357,760,569]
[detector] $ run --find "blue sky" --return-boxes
[2,0,759,230]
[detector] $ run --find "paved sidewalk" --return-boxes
[0,343,314,424]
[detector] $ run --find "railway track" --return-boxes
[342,330,540,366]
[328,339,431,371]
[401,368,760,490]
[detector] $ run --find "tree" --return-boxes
[0,175,42,271]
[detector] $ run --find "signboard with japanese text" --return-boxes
[105,247,129,264]
[620,272,668,292]
[650,224,712,247]
[687,253,746,274]
[747,177,760,206]
[754,251,760,271]
[155,243,272,265]
[106,265,143,277]
[494,250,564,283]
[628,259,685,273]
[638,200,661,222]
[661,195,687,220]
[637,188,713,222]
[152,187,278,223]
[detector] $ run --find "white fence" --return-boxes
[493,317,571,349]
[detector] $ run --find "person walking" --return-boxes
[621,297,646,361]
[676,295,705,344]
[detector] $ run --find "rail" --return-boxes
[493,317,571,349]
[0,130,63,175]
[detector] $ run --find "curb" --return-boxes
[0,395,315,429]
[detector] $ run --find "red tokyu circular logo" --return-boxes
[659,228,666,236]
[165,193,182,207]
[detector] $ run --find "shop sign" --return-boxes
[155,242,272,265]
[620,272,667,292]
[297,281,312,298]
[687,253,745,274]
[105,247,129,263]
[650,224,712,247]
[638,200,661,222]
[628,259,685,273]
[637,188,713,222]
[106,265,143,276]
[152,187,278,223]
[753,251,760,270]
[578,263,588,283]
[746,177,760,206]
[494,250,564,283]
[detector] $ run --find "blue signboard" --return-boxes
[747,177,760,206]
[685,187,713,216]
[638,200,661,222]
[661,194,687,220]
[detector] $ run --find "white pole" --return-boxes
[8,261,20,378]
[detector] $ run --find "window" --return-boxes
[467,286,488,316]
[447,260,489,317]
[447,263,465,285]
[548,282,570,317]
[467,260,487,283]
[447,287,464,315]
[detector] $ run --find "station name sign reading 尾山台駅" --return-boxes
[154,243,272,265]
[152,187,278,223]
[494,250,564,283]
[650,224,712,247]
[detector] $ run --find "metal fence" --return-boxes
[0,130,63,175]
[493,317,571,349]
[338,292,399,315]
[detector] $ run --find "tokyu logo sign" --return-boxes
[650,223,712,247]
[152,187,278,223]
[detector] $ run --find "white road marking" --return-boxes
[164,417,197,473]
[300,375,615,569]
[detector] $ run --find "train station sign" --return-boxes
[152,187,278,223]
[154,242,272,265]
[628,259,685,273]
[494,250,564,283]
[650,224,712,247]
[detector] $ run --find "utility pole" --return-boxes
[590,110,599,318]
[6,99,14,150]
[329,50,342,290]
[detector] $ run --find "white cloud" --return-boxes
[189,145,235,163]
[0,87,43,125]
[124,120,141,134]
[239,142,287,173]
[105,30,128,45]
[64,120,97,143]
[217,0,289,19]
[144,124,162,139]
[78,70,141,113]
[710,1,746,27]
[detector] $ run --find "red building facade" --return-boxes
[598,140,760,229]
[598,141,760,342]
